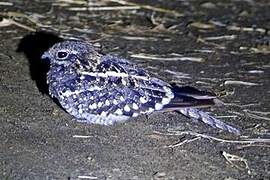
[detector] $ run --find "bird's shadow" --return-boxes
[17,31,63,94]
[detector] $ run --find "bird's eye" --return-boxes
[57,51,68,59]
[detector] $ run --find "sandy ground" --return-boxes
[0,0,269,179]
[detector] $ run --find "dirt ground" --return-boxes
[0,0,269,179]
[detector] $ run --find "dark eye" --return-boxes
[57,51,68,59]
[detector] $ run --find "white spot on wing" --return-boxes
[120,96,125,101]
[89,103,97,109]
[80,75,85,80]
[164,86,174,98]
[88,85,102,91]
[155,103,163,110]
[97,102,103,107]
[146,108,155,113]
[113,99,118,105]
[115,109,123,115]
[105,100,110,106]
[100,111,107,117]
[132,112,139,117]
[161,97,171,105]
[167,92,174,98]
[78,108,83,114]
[132,103,139,110]
[121,79,127,86]
[124,105,131,112]
[140,96,148,103]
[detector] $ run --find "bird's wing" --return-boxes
[76,55,225,116]
[76,55,174,117]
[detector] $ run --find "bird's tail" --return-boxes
[163,85,240,134]
[177,108,240,135]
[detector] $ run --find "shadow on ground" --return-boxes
[17,31,62,94]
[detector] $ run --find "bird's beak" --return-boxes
[41,51,50,60]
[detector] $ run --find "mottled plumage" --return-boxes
[42,40,240,134]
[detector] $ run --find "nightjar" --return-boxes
[41,40,240,134]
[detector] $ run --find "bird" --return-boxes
[41,40,240,134]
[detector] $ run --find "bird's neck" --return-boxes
[48,64,77,82]
[47,64,79,98]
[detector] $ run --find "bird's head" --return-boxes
[41,40,97,67]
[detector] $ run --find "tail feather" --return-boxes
[177,108,240,135]
[171,85,216,98]
[165,85,224,109]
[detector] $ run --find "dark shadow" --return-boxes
[17,31,63,94]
